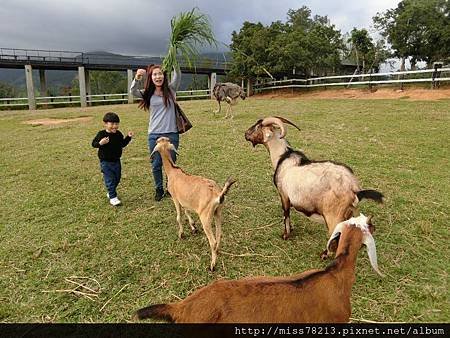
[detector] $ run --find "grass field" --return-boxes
[1,95,449,323]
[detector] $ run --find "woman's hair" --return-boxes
[138,64,175,111]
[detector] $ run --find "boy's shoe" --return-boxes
[154,188,164,201]
[109,197,121,206]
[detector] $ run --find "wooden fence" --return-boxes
[253,68,450,92]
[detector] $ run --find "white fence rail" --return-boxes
[254,68,450,92]
[2,68,448,109]
[0,89,211,109]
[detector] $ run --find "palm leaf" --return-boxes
[162,8,217,72]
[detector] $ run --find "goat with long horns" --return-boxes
[135,214,382,323]
[244,116,383,259]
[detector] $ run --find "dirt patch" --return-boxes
[24,116,92,126]
[255,87,450,101]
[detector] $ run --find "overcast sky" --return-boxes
[1,0,400,56]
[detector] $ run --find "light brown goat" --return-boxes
[245,116,383,258]
[135,214,382,323]
[151,137,236,271]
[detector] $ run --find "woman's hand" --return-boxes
[135,69,146,80]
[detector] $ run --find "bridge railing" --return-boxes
[0,47,230,69]
[0,47,83,63]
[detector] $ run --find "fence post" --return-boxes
[247,78,253,97]
[209,72,216,99]
[25,65,36,110]
[432,62,443,89]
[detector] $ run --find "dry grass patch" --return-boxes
[23,116,92,126]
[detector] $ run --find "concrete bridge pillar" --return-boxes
[39,69,47,97]
[78,66,87,107]
[25,65,36,110]
[127,69,134,104]
[85,70,91,106]
[209,72,216,99]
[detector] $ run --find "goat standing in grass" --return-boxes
[151,137,236,271]
[135,214,382,323]
[213,82,246,118]
[245,116,383,258]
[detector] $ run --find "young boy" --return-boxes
[92,112,133,206]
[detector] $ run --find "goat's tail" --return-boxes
[134,303,175,322]
[218,176,237,204]
[357,190,384,203]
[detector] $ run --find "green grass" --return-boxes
[0,96,449,323]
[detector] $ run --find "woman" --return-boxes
[130,65,181,201]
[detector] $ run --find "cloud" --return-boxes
[0,0,400,55]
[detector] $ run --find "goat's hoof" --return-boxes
[282,233,290,240]
[191,228,198,234]
[179,233,185,239]
[209,266,216,272]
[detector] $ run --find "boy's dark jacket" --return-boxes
[92,130,131,161]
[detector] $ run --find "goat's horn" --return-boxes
[363,233,384,277]
[150,149,157,158]
[273,116,301,132]
[326,221,346,251]
[261,117,286,138]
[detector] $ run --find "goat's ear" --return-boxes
[263,127,273,142]
[150,143,160,158]
[367,222,375,234]
[328,235,340,252]
[367,216,375,234]
[170,144,180,155]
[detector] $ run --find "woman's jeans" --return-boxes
[148,133,179,191]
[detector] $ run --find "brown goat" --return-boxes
[135,214,382,323]
[151,137,236,271]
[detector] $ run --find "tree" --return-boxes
[348,28,374,73]
[229,22,274,80]
[0,81,16,98]
[229,6,345,79]
[187,74,208,90]
[374,0,450,69]
[306,16,344,76]
[71,71,127,95]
